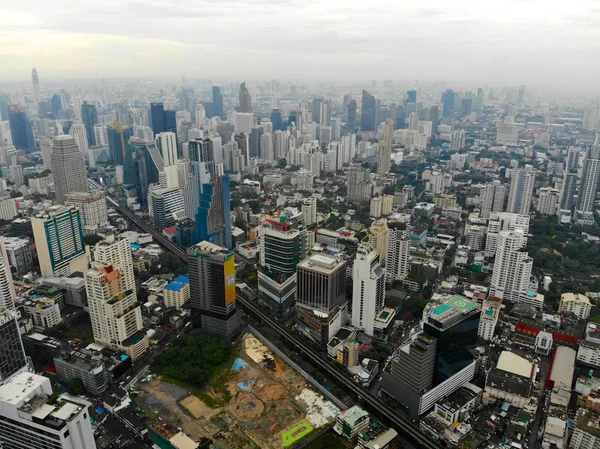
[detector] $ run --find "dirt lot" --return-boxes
[135,333,338,449]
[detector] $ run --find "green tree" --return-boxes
[68,378,85,395]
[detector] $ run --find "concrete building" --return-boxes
[377,118,393,174]
[150,187,185,230]
[576,139,600,225]
[537,187,559,215]
[0,372,96,449]
[163,275,190,309]
[50,135,88,204]
[188,241,241,340]
[0,310,28,382]
[489,230,533,303]
[485,212,529,257]
[0,239,17,310]
[43,275,87,308]
[480,180,506,218]
[85,262,148,360]
[302,197,317,226]
[54,350,109,395]
[296,253,348,349]
[369,219,388,264]
[577,323,600,368]
[18,297,62,330]
[571,409,600,449]
[385,226,410,282]
[32,206,88,278]
[351,245,385,336]
[0,197,18,221]
[478,296,502,341]
[334,405,370,441]
[559,293,592,319]
[506,165,535,216]
[485,351,535,408]
[64,190,109,235]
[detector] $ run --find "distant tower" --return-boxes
[239,82,252,113]
[377,118,394,174]
[31,68,40,102]
[50,135,89,203]
[506,165,535,215]
[576,137,600,225]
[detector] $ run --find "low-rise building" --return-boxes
[579,323,600,368]
[54,349,109,395]
[334,405,370,441]
[163,275,191,309]
[559,293,592,319]
[485,351,535,408]
[17,297,62,330]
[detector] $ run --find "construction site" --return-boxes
[135,333,341,449]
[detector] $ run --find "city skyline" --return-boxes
[1,1,600,94]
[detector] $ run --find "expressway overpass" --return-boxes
[105,192,438,449]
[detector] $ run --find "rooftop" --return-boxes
[0,373,49,406]
[561,292,590,305]
[497,351,535,379]
[339,405,369,426]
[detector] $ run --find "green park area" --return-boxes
[282,421,314,447]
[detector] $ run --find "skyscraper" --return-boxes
[382,296,480,418]
[81,101,98,147]
[385,226,410,282]
[576,138,600,225]
[239,82,252,113]
[270,108,282,131]
[257,216,308,318]
[506,165,535,215]
[188,241,241,339]
[32,206,88,278]
[489,230,533,302]
[8,106,35,152]
[296,253,348,348]
[347,99,357,130]
[361,90,376,131]
[31,68,40,102]
[0,240,16,311]
[441,89,455,117]
[0,372,96,448]
[107,121,133,165]
[69,122,89,155]
[406,90,417,104]
[351,245,385,336]
[377,118,394,174]
[212,86,224,119]
[0,310,27,381]
[480,180,507,218]
[85,261,148,359]
[559,170,578,221]
[50,93,62,119]
[50,135,88,204]
[150,102,166,135]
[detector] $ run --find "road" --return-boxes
[106,193,436,449]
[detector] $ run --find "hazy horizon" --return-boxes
[1,0,600,96]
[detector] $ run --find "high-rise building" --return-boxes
[85,261,147,359]
[150,187,185,229]
[361,90,376,131]
[0,239,16,311]
[156,131,178,166]
[489,230,533,302]
[257,216,308,318]
[68,122,89,155]
[382,296,480,418]
[150,102,167,135]
[8,106,35,152]
[0,310,27,381]
[188,241,241,340]
[537,187,560,215]
[107,121,133,165]
[64,190,109,235]
[576,139,600,225]
[347,99,357,130]
[31,68,40,102]
[296,253,348,348]
[0,372,96,448]
[385,226,410,282]
[81,101,98,147]
[50,135,88,204]
[506,165,535,215]
[377,118,394,174]
[239,82,252,113]
[270,108,282,131]
[351,245,385,336]
[478,296,502,341]
[212,86,224,119]
[1,236,33,277]
[93,234,135,293]
[406,90,417,104]
[50,94,62,119]
[441,89,455,117]
[558,169,578,221]
[369,219,389,263]
[480,180,506,218]
[32,206,88,278]
[485,212,529,257]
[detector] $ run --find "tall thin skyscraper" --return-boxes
[69,122,89,155]
[406,90,417,104]
[50,135,88,203]
[150,102,166,135]
[351,245,385,336]
[506,166,535,215]
[0,238,16,311]
[31,68,40,102]
[81,101,98,146]
[377,118,394,174]
[361,90,376,131]
[347,99,357,130]
[212,86,224,119]
[489,230,533,302]
[385,227,410,282]
[239,82,252,113]
[107,121,132,165]
[8,105,35,152]
[480,180,507,218]
[441,89,455,117]
[188,241,241,339]
[257,216,308,318]
[576,137,600,225]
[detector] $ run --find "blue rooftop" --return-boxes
[164,276,190,292]
[174,275,190,284]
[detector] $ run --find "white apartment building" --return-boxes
[485,212,530,257]
[478,296,502,341]
[385,227,410,282]
[559,293,592,319]
[0,372,96,449]
[506,165,535,216]
[537,187,560,215]
[64,190,109,235]
[488,230,533,302]
[0,197,18,221]
[351,245,385,337]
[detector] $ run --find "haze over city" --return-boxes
[2,0,600,94]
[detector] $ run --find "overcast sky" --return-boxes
[1,0,599,93]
